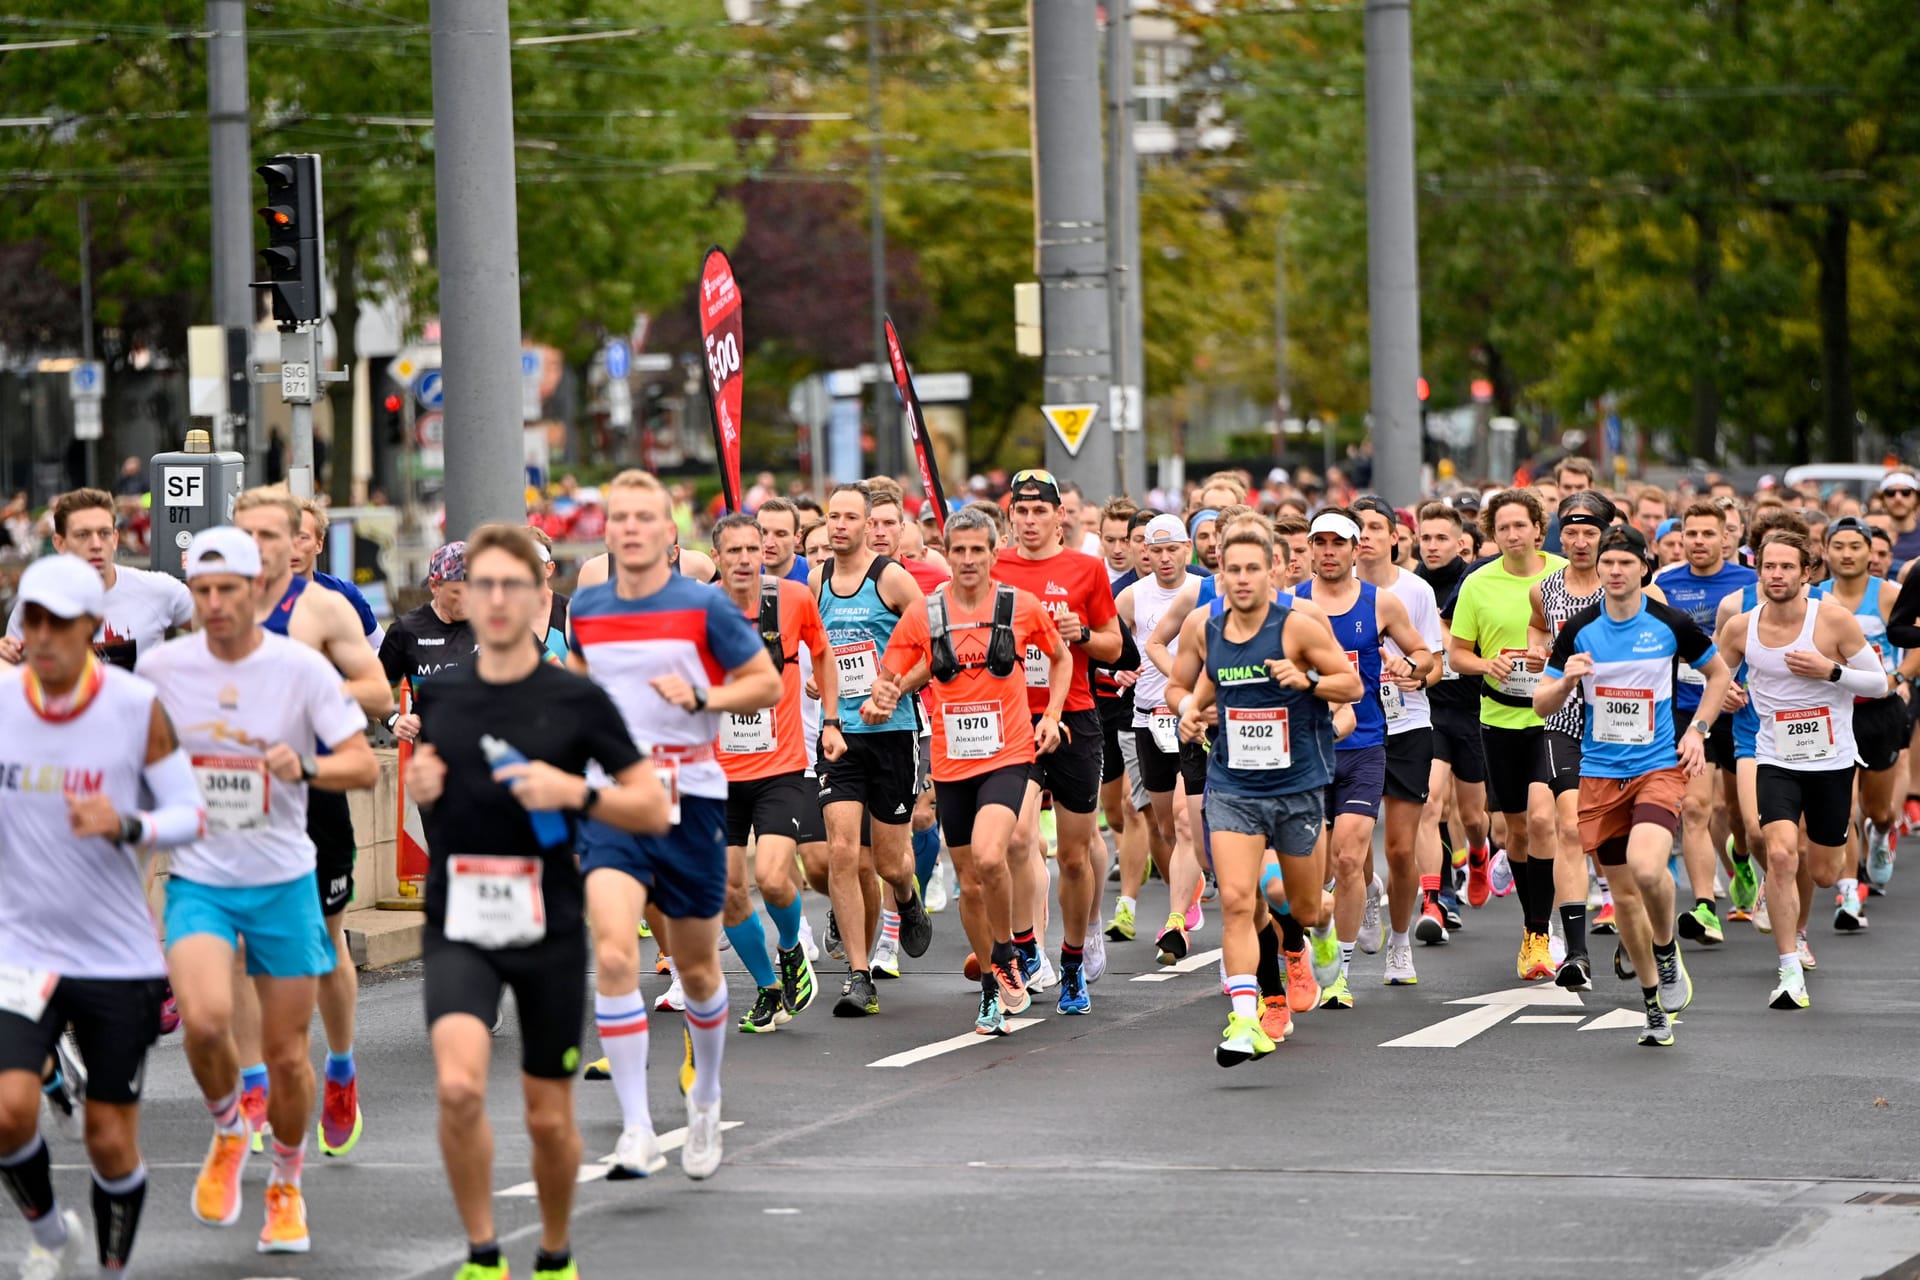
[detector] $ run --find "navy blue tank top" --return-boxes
[1294,578,1384,750]
[1205,600,1334,797]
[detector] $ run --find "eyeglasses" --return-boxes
[1886,489,1917,499]
[1011,468,1056,487]
[468,577,536,598]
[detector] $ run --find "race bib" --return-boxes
[1498,649,1541,697]
[834,641,877,700]
[1774,707,1838,764]
[1592,686,1656,745]
[192,754,271,835]
[1225,706,1290,770]
[1380,680,1406,722]
[1149,706,1180,754]
[444,856,546,949]
[1025,644,1050,688]
[0,964,57,1023]
[720,710,777,754]
[944,701,1004,760]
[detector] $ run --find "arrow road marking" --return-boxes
[1512,1015,1585,1025]
[496,1121,743,1196]
[868,1019,1045,1067]
[1130,947,1223,983]
[1579,1009,1647,1031]
[1380,985,1583,1048]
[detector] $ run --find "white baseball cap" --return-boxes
[185,527,263,581]
[17,554,105,620]
[1141,513,1190,545]
[1309,511,1360,542]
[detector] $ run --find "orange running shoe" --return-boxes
[1259,995,1293,1043]
[257,1181,310,1254]
[1521,931,1556,981]
[192,1129,250,1227]
[1282,947,1319,1013]
[1466,846,1491,908]
[963,952,981,982]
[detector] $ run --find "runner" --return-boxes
[1414,501,1488,928]
[407,524,671,1280]
[568,471,781,1180]
[1535,527,1729,1043]
[812,482,934,1017]
[1653,499,1756,946]
[1088,498,1144,979]
[1818,516,1905,902]
[0,555,208,1278]
[290,498,384,649]
[1445,489,1565,978]
[1163,522,1361,1064]
[380,542,478,700]
[870,505,1069,1032]
[1293,508,1434,1002]
[990,469,1122,1009]
[1714,531,1878,1009]
[709,513,831,1031]
[756,497,813,585]
[139,526,379,1255]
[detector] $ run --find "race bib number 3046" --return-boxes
[192,755,271,835]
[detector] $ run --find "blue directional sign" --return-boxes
[1605,411,1622,456]
[414,369,444,410]
[605,339,630,381]
[69,361,104,399]
[521,350,541,380]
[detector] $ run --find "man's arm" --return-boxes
[307,588,395,718]
[1144,580,1201,676]
[877,561,927,615]
[1526,582,1551,654]
[704,651,782,714]
[1289,619,1365,704]
[1377,590,1434,682]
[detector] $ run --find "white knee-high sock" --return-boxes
[595,991,652,1132]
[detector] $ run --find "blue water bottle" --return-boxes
[480,735,570,849]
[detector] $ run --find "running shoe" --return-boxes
[682,1098,723,1180]
[975,989,1007,1035]
[1555,953,1593,992]
[1676,902,1724,945]
[534,1261,581,1280]
[21,1208,83,1280]
[1488,849,1515,898]
[991,956,1031,1015]
[1655,944,1693,1012]
[194,1128,249,1224]
[1519,932,1555,981]
[1613,944,1635,982]
[1729,852,1760,913]
[778,942,817,1016]
[1548,915,1568,967]
[1083,930,1108,983]
[718,929,732,953]
[1834,885,1868,932]
[1585,877,1605,912]
[637,918,652,940]
[318,1076,362,1157]
[1202,870,1219,902]
[1414,899,1449,945]
[870,937,901,980]
[1438,892,1464,931]
[1753,890,1772,934]
[1638,1002,1675,1047]
[653,953,671,977]
[1308,930,1341,989]
[655,977,686,1013]
[1056,964,1091,1015]
[1728,905,1752,923]
[1466,845,1492,907]
[1024,950,1058,994]
[1184,888,1204,934]
[739,985,788,1033]
[158,984,180,1036]
[257,1182,309,1254]
[897,889,935,958]
[1317,975,1353,1010]
[797,915,820,962]
[1450,840,1468,871]
[1591,901,1617,934]
[963,951,982,982]
[833,971,879,1018]
[678,1028,694,1096]
[824,910,846,961]
[1155,914,1189,965]
[1283,947,1319,1013]
[1796,931,1817,970]
[1357,876,1385,954]
[925,861,950,913]
[1382,938,1418,986]
[1905,796,1920,834]
[1215,1012,1277,1067]
[608,1124,665,1179]
[1865,820,1896,890]
[241,1084,270,1154]
[1769,968,1810,1010]
[1258,995,1293,1044]
[1106,899,1136,941]
[584,1057,611,1081]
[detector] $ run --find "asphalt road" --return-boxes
[12,843,1920,1280]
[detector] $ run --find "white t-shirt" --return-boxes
[0,666,168,979]
[138,631,368,887]
[7,564,194,671]
[1382,568,1442,735]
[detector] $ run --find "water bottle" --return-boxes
[480,735,570,849]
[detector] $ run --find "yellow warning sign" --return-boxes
[1041,403,1099,457]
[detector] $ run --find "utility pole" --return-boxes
[866,0,902,481]
[1104,0,1145,499]
[1031,0,1115,493]
[78,197,96,486]
[429,0,528,536]
[1364,0,1422,505]
[1273,210,1291,432]
[207,0,256,477]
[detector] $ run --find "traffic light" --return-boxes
[253,154,324,326]
[380,392,405,446]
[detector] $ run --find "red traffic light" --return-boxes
[383,393,403,414]
[1416,376,1430,402]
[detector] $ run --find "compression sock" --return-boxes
[724,913,778,989]
[92,1162,147,1272]
[240,1062,269,1097]
[1255,921,1284,997]
[1275,909,1306,953]
[912,824,941,894]
[684,986,729,1108]
[765,893,804,951]
[0,1135,61,1247]
[594,991,653,1132]
[877,910,901,956]
[1559,902,1587,957]
[1641,985,1661,1013]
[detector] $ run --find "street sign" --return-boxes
[1042,403,1099,457]
[281,361,312,402]
[73,399,102,441]
[608,378,632,428]
[69,360,104,401]
[414,369,444,411]
[415,410,445,477]
[521,350,542,423]
[605,339,630,381]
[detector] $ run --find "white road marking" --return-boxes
[1129,946,1223,981]
[1512,1015,1585,1025]
[1580,1009,1647,1031]
[868,1018,1045,1067]
[1381,985,1583,1048]
[496,1121,743,1197]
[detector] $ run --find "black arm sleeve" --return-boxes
[1888,570,1920,650]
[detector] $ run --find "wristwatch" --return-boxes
[579,782,603,815]
[691,686,709,712]
[1827,664,1844,683]
[821,717,843,730]
[299,754,320,782]
[1689,719,1712,738]
[1306,668,1323,688]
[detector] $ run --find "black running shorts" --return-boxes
[423,925,587,1079]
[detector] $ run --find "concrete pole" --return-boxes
[430,0,527,538]
[206,0,256,476]
[78,197,96,486]
[1364,0,1423,505]
[1104,0,1146,500]
[866,0,903,481]
[1031,0,1115,493]
[1273,211,1289,430]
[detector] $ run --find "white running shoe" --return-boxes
[1547,915,1568,967]
[682,1098,723,1180]
[1083,929,1107,983]
[1796,931,1817,970]
[1382,939,1418,986]
[870,937,901,979]
[1769,968,1810,1011]
[797,915,820,962]
[925,860,950,913]
[1753,892,1772,934]
[1356,877,1386,954]
[608,1125,665,1180]
[20,1209,84,1280]
[1489,850,1515,897]
[1027,950,1058,994]
[1585,878,1605,913]
[655,977,686,1013]
[717,929,732,952]
[1834,885,1867,932]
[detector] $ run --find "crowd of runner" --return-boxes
[3,458,1918,1278]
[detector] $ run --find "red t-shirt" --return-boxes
[901,557,951,595]
[990,547,1118,715]
[716,578,827,782]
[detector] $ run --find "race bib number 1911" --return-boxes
[834,642,877,699]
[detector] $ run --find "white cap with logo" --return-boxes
[17,554,105,620]
[185,527,264,581]
[1141,513,1190,545]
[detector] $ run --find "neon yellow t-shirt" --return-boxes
[1450,553,1566,730]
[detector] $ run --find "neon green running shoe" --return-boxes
[533,1261,579,1280]
[1104,899,1136,942]
[1729,853,1759,914]
[1675,901,1724,945]
[455,1262,507,1280]
[1308,930,1341,988]
[1318,974,1353,1009]
[1214,1012,1276,1067]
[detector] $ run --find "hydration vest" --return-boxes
[928,584,1018,683]
[756,579,784,672]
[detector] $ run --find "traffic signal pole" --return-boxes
[1364,0,1422,506]
[207,0,256,476]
